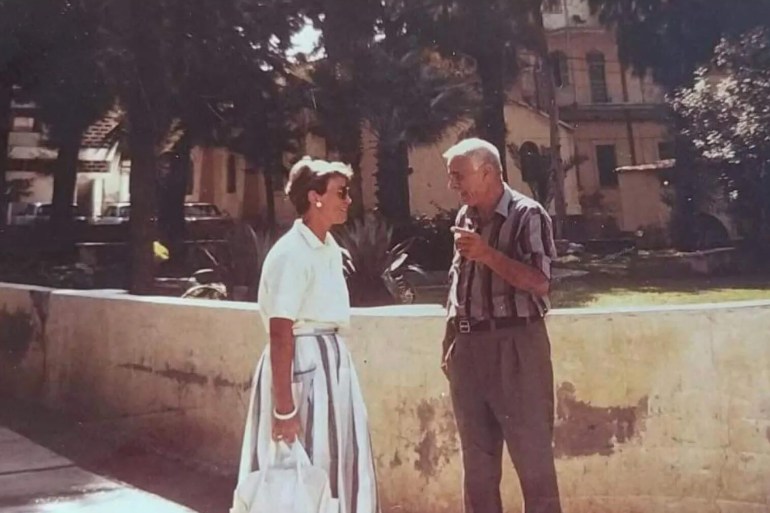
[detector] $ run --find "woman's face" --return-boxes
[315,175,351,226]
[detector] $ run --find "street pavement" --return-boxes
[0,400,232,513]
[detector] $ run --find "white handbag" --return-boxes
[231,441,337,513]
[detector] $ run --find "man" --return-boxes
[442,138,562,513]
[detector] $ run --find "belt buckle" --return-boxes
[458,319,471,334]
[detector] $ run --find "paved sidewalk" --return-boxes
[0,426,202,513]
[0,398,233,513]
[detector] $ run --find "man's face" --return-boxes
[447,156,488,207]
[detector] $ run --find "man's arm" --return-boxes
[453,209,553,298]
[440,319,456,377]
[479,249,549,297]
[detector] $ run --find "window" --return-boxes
[226,155,237,194]
[658,141,675,160]
[543,0,563,13]
[184,203,222,218]
[596,144,618,187]
[11,116,35,132]
[519,141,543,183]
[549,51,570,88]
[7,158,55,173]
[186,164,194,195]
[587,51,609,103]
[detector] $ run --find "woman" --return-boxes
[236,157,379,513]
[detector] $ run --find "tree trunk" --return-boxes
[127,116,158,294]
[158,135,189,264]
[320,0,371,219]
[0,82,11,230]
[532,9,566,241]
[323,82,364,218]
[50,129,82,244]
[670,121,699,251]
[127,0,161,295]
[375,139,411,224]
[475,47,509,182]
[263,167,276,228]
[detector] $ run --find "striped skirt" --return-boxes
[237,332,379,513]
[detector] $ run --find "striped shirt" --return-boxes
[447,184,557,320]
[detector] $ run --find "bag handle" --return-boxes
[268,440,311,468]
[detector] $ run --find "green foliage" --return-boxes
[672,29,770,166]
[589,0,770,90]
[672,27,770,242]
[333,213,423,306]
[363,48,478,222]
[396,208,458,272]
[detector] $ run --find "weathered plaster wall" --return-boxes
[0,284,50,398]
[1,284,769,513]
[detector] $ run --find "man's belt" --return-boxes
[453,316,542,334]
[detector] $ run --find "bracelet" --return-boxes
[273,406,298,420]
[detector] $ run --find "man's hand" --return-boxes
[452,226,492,262]
[272,411,301,443]
[441,346,452,379]
[441,321,456,380]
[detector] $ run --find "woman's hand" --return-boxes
[272,411,302,443]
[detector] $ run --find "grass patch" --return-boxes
[415,273,770,309]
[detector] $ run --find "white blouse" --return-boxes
[257,219,351,334]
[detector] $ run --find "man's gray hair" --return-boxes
[442,138,503,173]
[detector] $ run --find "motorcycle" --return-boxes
[181,246,229,300]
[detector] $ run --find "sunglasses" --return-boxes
[336,185,350,200]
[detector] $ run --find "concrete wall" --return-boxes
[1,284,769,513]
[617,169,671,233]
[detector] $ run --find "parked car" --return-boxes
[11,202,89,226]
[183,202,228,221]
[95,202,230,226]
[97,202,131,225]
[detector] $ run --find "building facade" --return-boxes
[538,0,673,238]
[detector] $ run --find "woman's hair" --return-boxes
[285,157,354,215]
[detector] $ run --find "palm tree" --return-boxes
[306,0,382,218]
[360,48,479,223]
[393,0,537,180]
[91,0,307,292]
[30,0,112,240]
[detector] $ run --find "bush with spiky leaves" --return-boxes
[333,213,424,306]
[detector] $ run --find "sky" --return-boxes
[288,22,322,58]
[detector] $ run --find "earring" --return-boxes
[315,201,323,208]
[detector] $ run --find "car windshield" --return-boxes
[184,204,221,217]
[35,204,86,216]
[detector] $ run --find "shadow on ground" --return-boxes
[0,397,233,513]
